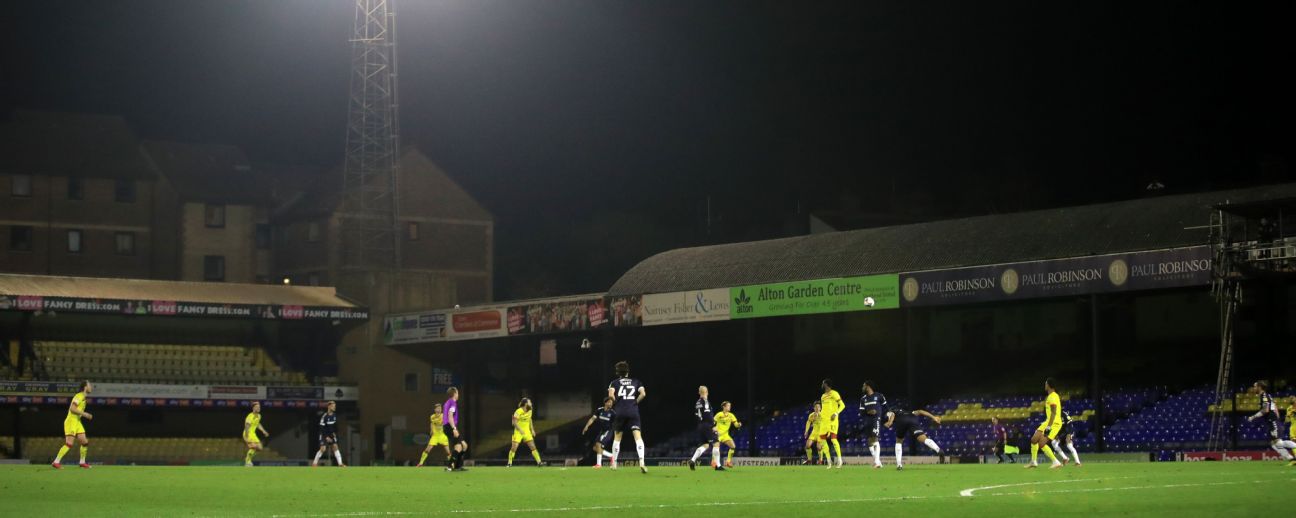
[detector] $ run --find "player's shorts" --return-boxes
[244,434,261,445]
[1057,422,1074,439]
[1037,422,1061,440]
[428,434,449,447]
[862,416,881,439]
[698,424,718,444]
[717,432,734,444]
[319,433,338,446]
[597,430,614,450]
[892,416,924,440]
[63,418,85,437]
[809,427,824,441]
[612,411,641,433]
[818,421,836,439]
[443,424,465,444]
[1265,420,1279,440]
[511,429,535,443]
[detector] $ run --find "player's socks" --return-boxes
[1271,443,1294,460]
[611,441,621,467]
[1067,444,1080,464]
[507,449,516,466]
[1050,440,1069,461]
[634,438,646,467]
[712,445,720,466]
[894,443,903,466]
[830,438,842,465]
[55,445,69,463]
[691,445,708,462]
[726,446,734,464]
[805,446,813,463]
[923,438,941,453]
[602,451,615,458]
[870,442,881,465]
[418,451,428,466]
[1030,443,1039,464]
[79,446,87,464]
[531,450,542,465]
[334,450,344,466]
[245,449,256,465]
[1041,444,1059,465]
[315,450,325,465]
[596,452,603,467]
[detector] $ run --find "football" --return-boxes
[863,296,876,307]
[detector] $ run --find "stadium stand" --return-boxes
[3,436,289,464]
[33,341,308,386]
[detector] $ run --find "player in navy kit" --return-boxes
[859,381,887,468]
[687,385,723,471]
[607,361,648,473]
[581,396,617,468]
[1248,380,1296,461]
[884,407,942,470]
[311,401,345,467]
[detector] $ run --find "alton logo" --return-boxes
[733,290,754,314]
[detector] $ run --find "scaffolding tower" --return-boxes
[341,0,401,271]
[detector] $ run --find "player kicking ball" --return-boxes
[687,386,723,471]
[883,407,942,470]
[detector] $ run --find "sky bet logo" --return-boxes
[733,289,753,314]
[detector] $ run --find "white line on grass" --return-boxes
[959,477,1126,497]
[982,478,1286,496]
[267,495,934,517]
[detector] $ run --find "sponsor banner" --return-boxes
[608,295,642,327]
[642,289,731,326]
[1181,450,1288,462]
[900,246,1212,307]
[0,294,368,321]
[266,386,324,400]
[729,275,900,319]
[208,385,267,400]
[508,296,619,336]
[324,386,360,401]
[0,396,339,408]
[382,294,642,345]
[0,380,80,396]
[95,383,207,399]
[451,310,505,337]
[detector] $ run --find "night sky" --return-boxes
[4,1,1293,299]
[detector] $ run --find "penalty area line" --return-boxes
[267,495,937,517]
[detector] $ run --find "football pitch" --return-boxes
[1,462,1293,517]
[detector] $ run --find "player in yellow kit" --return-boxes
[714,401,742,468]
[417,403,450,467]
[803,401,828,465]
[243,401,268,467]
[52,380,94,469]
[507,397,543,467]
[1287,397,1296,467]
[1026,378,1063,469]
[820,379,845,468]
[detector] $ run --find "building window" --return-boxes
[66,177,84,200]
[11,175,32,197]
[255,224,271,249]
[403,373,419,392]
[114,179,136,203]
[67,230,82,253]
[204,204,226,228]
[307,221,321,242]
[203,255,226,281]
[406,222,419,241]
[114,232,135,255]
[9,226,33,251]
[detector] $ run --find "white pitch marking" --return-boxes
[959,477,1123,497]
[983,478,1286,497]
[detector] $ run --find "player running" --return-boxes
[417,403,450,467]
[1247,381,1296,462]
[581,397,617,468]
[1026,378,1064,469]
[883,407,942,470]
[1050,408,1080,467]
[243,401,268,467]
[607,361,648,473]
[1286,396,1296,467]
[860,381,887,468]
[803,401,827,465]
[507,397,544,467]
[52,380,93,469]
[714,401,742,469]
[312,401,345,467]
[444,387,469,471]
[688,385,722,471]
[820,379,845,468]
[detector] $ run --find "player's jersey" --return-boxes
[1287,405,1296,436]
[1259,393,1278,423]
[609,377,644,414]
[444,398,459,427]
[245,412,261,435]
[319,412,338,436]
[66,391,87,422]
[695,398,713,423]
[1044,392,1062,428]
[1059,409,1072,426]
[714,411,739,435]
[860,392,886,417]
[514,407,534,431]
[593,407,616,433]
[820,389,844,422]
[806,411,820,431]
[430,413,446,436]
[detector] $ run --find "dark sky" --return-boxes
[4,1,1293,299]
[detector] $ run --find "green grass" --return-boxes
[1,461,1293,517]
